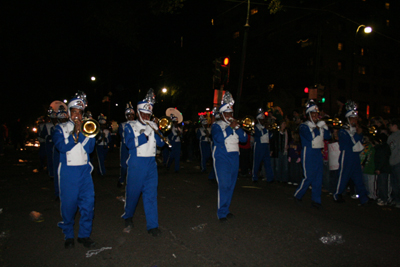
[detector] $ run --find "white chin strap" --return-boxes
[308,113,317,127]
[222,113,230,124]
[137,111,150,125]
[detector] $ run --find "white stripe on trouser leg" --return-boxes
[252,143,257,178]
[294,147,307,197]
[334,150,346,199]
[212,146,220,217]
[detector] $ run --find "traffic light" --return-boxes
[212,57,222,89]
[304,87,309,93]
[317,85,325,103]
[221,56,230,86]
[222,57,229,67]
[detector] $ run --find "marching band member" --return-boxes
[196,115,212,173]
[212,92,247,221]
[252,108,274,183]
[122,89,165,236]
[294,100,331,208]
[40,107,57,178]
[167,113,182,173]
[96,113,110,176]
[207,107,220,182]
[53,92,96,248]
[118,103,135,188]
[333,101,369,205]
[37,116,47,172]
[52,105,68,201]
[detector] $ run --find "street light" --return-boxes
[162,88,167,94]
[350,25,372,98]
[91,76,96,81]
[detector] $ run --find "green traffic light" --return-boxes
[321,97,326,103]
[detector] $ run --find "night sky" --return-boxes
[2,0,219,126]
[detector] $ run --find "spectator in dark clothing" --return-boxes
[288,131,302,185]
[374,134,391,206]
[0,121,8,156]
[11,118,26,150]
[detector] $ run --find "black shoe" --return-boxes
[358,201,371,207]
[125,218,133,227]
[148,228,161,237]
[226,213,235,219]
[123,218,134,233]
[252,180,258,183]
[219,217,228,223]
[294,197,302,205]
[334,195,345,203]
[77,237,96,248]
[64,238,74,249]
[311,201,322,209]
[267,180,274,184]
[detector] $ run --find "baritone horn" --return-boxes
[81,119,100,138]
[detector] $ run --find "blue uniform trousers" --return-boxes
[200,141,212,172]
[122,158,158,230]
[214,151,239,219]
[167,142,181,172]
[96,145,108,175]
[119,142,129,184]
[252,142,274,182]
[294,149,323,204]
[46,140,54,177]
[162,146,170,166]
[53,147,60,197]
[333,151,369,204]
[58,164,94,239]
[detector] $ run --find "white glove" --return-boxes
[144,125,153,137]
[317,120,328,130]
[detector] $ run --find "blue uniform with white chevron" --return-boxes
[333,127,368,204]
[41,122,55,177]
[122,120,164,230]
[252,123,274,182]
[52,138,60,198]
[196,126,212,173]
[294,121,331,204]
[53,120,95,240]
[37,122,47,171]
[212,120,247,219]
[119,122,129,185]
[95,128,110,176]
[167,125,182,172]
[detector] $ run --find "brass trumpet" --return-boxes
[81,119,100,138]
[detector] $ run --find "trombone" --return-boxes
[145,121,172,148]
[228,116,255,134]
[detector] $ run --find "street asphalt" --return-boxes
[1,145,399,267]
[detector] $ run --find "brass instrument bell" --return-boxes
[240,115,255,132]
[81,119,100,138]
[158,116,173,132]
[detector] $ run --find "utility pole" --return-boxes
[235,0,250,118]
